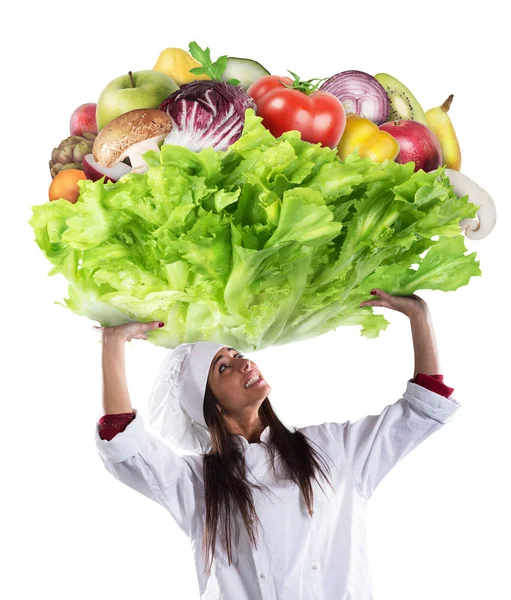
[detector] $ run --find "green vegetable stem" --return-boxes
[283,70,330,95]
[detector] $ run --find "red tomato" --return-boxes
[247,75,346,148]
[248,75,294,103]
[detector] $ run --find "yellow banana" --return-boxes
[425,95,462,171]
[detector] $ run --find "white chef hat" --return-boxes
[147,341,227,454]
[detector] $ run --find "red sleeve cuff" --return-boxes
[98,412,135,441]
[412,373,454,398]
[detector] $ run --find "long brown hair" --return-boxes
[200,381,335,575]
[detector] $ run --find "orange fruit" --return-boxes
[49,169,88,203]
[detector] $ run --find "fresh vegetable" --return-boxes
[337,113,400,163]
[187,41,240,85]
[48,169,88,203]
[220,57,271,90]
[29,109,481,350]
[82,154,132,183]
[445,170,496,240]
[247,72,346,148]
[319,70,390,125]
[49,133,96,178]
[165,41,270,90]
[92,108,172,173]
[425,95,462,171]
[159,80,256,151]
[153,47,211,85]
[248,74,294,103]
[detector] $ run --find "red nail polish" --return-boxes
[158,322,164,327]
[370,290,376,295]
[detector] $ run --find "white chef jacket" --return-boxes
[95,378,461,600]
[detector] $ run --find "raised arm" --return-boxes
[94,320,164,415]
[93,321,201,536]
[325,290,462,499]
[409,300,441,377]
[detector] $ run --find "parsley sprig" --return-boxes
[188,41,241,86]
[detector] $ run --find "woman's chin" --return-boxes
[256,383,271,400]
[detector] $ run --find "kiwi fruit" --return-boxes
[374,73,428,125]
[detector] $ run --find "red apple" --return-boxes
[378,120,442,172]
[70,103,98,136]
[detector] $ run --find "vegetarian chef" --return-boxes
[93,288,459,600]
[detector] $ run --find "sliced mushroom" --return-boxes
[443,169,497,240]
[93,109,173,174]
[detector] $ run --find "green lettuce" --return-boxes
[29,109,481,350]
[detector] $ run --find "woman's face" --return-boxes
[207,346,271,414]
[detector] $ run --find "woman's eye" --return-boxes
[219,353,244,373]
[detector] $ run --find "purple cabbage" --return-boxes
[159,81,257,151]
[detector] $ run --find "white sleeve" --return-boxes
[95,409,200,537]
[322,379,461,500]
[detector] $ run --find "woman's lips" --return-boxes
[246,376,265,389]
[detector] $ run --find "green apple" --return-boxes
[96,70,179,130]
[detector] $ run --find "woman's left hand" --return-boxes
[359,288,427,319]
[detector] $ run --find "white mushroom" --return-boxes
[93,108,173,174]
[443,169,497,240]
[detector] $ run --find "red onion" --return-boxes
[82,153,131,183]
[319,70,390,125]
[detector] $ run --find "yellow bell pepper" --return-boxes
[337,113,400,163]
[153,48,211,86]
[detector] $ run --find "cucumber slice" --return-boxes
[221,57,270,90]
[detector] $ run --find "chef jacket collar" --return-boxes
[233,425,271,449]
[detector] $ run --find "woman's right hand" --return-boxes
[93,321,164,342]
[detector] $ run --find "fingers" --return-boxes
[142,321,164,330]
[359,288,388,308]
[370,288,389,298]
[360,300,385,307]
[91,321,163,339]
[140,321,164,336]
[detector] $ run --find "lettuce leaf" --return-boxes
[29,109,481,350]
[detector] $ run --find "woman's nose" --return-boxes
[239,358,252,371]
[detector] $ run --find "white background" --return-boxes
[2,1,509,598]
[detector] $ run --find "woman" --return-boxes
[94,289,459,600]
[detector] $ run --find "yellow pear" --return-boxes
[425,95,462,171]
[153,48,211,86]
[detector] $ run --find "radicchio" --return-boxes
[159,81,257,151]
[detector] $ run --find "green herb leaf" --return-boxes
[188,41,229,81]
